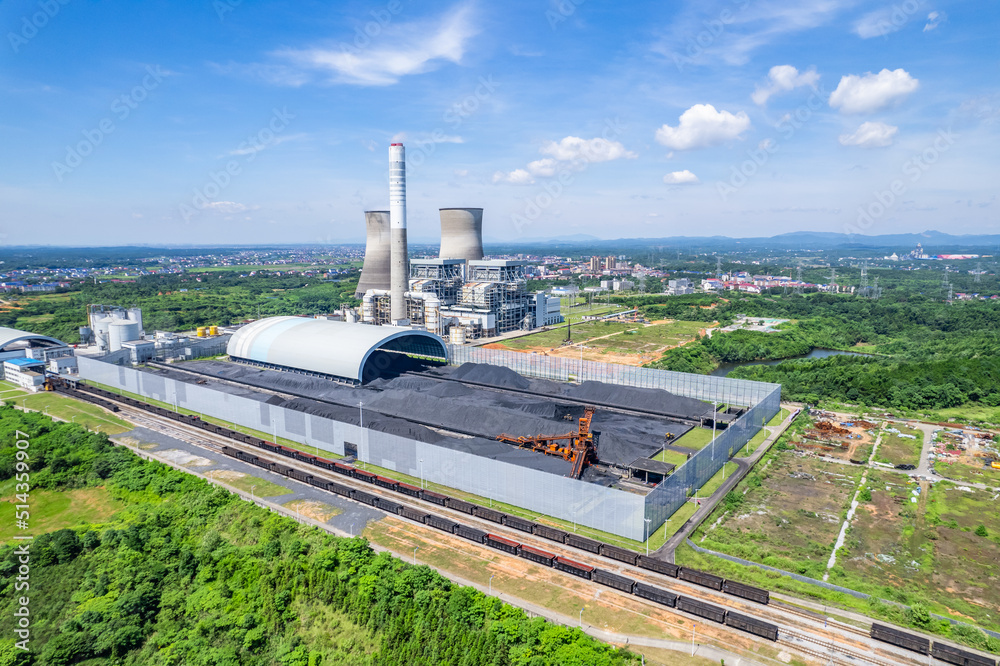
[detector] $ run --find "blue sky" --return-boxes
[1,0,997,245]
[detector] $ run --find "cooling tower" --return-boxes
[438,208,484,261]
[389,143,408,323]
[355,210,392,298]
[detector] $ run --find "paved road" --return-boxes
[657,407,798,563]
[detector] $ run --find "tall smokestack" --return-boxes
[389,143,408,323]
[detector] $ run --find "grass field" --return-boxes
[502,320,633,350]
[876,425,923,467]
[6,392,132,435]
[934,459,1000,486]
[584,320,704,356]
[0,486,122,541]
[695,461,740,499]
[692,450,863,579]
[204,470,290,497]
[199,262,359,273]
[651,449,689,467]
[839,475,1000,632]
[672,427,715,451]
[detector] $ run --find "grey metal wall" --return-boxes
[643,385,781,528]
[78,356,648,539]
[449,345,780,407]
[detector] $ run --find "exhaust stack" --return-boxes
[389,143,408,324]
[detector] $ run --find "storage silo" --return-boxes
[93,317,114,351]
[355,210,392,298]
[438,208,484,261]
[108,320,140,352]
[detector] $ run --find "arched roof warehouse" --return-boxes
[0,326,67,350]
[226,317,449,383]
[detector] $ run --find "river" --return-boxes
[710,349,871,377]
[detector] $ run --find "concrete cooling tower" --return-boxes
[354,210,392,298]
[438,208,484,261]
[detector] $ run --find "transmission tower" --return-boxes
[941,268,950,302]
[716,256,723,276]
[871,276,881,300]
[828,268,837,293]
[975,262,982,284]
[859,263,869,297]
[795,266,803,295]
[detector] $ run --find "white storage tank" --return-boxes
[108,321,141,352]
[449,327,466,345]
[94,317,114,351]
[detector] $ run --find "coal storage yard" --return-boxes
[144,360,712,486]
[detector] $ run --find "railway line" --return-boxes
[57,379,998,666]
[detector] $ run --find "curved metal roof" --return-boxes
[0,326,66,350]
[226,317,448,383]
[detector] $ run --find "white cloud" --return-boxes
[273,4,477,86]
[539,137,637,163]
[453,169,469,177]
[204,201,258,214]
[924,11,946,31]
[492,169,534,185]
[838,121,898,147]
[663,170,700,185]
[828,68,919,113]
[752,65,820,104]
[227,133,305,156]
[526,158,558,176]
[853,7,912,39]
[655,104,751,150]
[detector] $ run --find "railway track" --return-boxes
[97,397,972,666]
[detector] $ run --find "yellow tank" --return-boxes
[992,461,1000,470]
[208,325,218,336]
[196,327,206,337]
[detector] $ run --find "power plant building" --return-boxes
[354,211,392,298]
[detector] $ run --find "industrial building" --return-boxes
[362,259,562,338]
[76,313,780,540]
[0,326,75,386]
[354,143,562,340]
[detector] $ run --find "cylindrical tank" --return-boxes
[78,327,92,344]
[108,321,139,352]
[345,309,358,324]
[208,325,218,336]
[196,327,207,338]
[94,317,113,351]
[128,308,144,336]
[449,327,466,345]
[439,208,484,261]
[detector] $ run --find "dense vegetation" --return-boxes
[0,272,360,343]
[628,289,1000,414]
[0,408,636,665]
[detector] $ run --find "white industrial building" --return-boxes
[0,326,76,388]
[4,357,46,391]
[668,278,694,295]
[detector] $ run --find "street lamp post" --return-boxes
[489,574,495,595]
[644,518,651,556]
[250,485,256,503]
[579,607,584,627]
[691,622,697,656]
[413,546,418,564]
[419,458,424,489]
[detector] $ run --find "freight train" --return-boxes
[870,624,998,666]
[55,379,1000,663]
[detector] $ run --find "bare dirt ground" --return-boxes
[282,499,342,522]
[205,469,246,483]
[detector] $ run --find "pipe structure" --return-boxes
[389,143,408,323]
